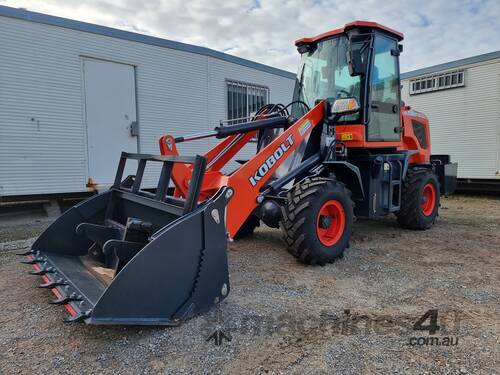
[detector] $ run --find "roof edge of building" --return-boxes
[401,50,500,80]
[0,5,296,80]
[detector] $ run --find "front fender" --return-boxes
[323,161,365,201]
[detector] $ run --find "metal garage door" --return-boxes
[83,58,138,188]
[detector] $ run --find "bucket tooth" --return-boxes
[29,266,55,276]
[16,249,35,256]
[38,279,66,289]
[63,310,90,323]
[50,293,82,305]
[21,257,45,265]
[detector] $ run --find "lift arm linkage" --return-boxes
[159,102,326,237]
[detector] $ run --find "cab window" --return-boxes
[368,36,400,141]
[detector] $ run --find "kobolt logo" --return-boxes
[249,134,294,187]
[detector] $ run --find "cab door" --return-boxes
[368,35,401,141]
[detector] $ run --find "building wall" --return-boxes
[0,15,294,196]
[207,57,295,166]
[401,59,500,179]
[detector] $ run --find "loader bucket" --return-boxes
[20,152,232,325]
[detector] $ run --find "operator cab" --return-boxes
[293,21,404,146]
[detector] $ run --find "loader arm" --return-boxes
[160,101,326,238]
[159,131,257,200]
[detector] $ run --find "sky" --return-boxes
[1,0,499,74]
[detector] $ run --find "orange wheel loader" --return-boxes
[20,21,457,325]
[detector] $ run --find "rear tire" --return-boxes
[280,177,353,265]
[234,214,260,240]
[397,168,440,230]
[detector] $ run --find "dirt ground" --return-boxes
[0,194,499,374]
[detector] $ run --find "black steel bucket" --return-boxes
[20,152,232,325]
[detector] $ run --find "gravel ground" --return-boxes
[0,194,499,374]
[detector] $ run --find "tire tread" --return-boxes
[281,177,353,265]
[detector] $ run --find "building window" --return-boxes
[227,80,269,124]
[409,70,465,95]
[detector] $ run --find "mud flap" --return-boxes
[20,152,232,325]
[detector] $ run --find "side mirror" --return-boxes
[347,50,364,76]
[331,97,360,116]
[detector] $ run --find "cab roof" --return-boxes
[295,21,404,46]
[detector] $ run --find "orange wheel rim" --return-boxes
[316,200,345,246]
[421,183,436,216]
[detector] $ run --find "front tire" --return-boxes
[397,168,440,230]
[280,177,353,265]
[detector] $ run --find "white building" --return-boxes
[0,6,295,198]
[401,51,500,189]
